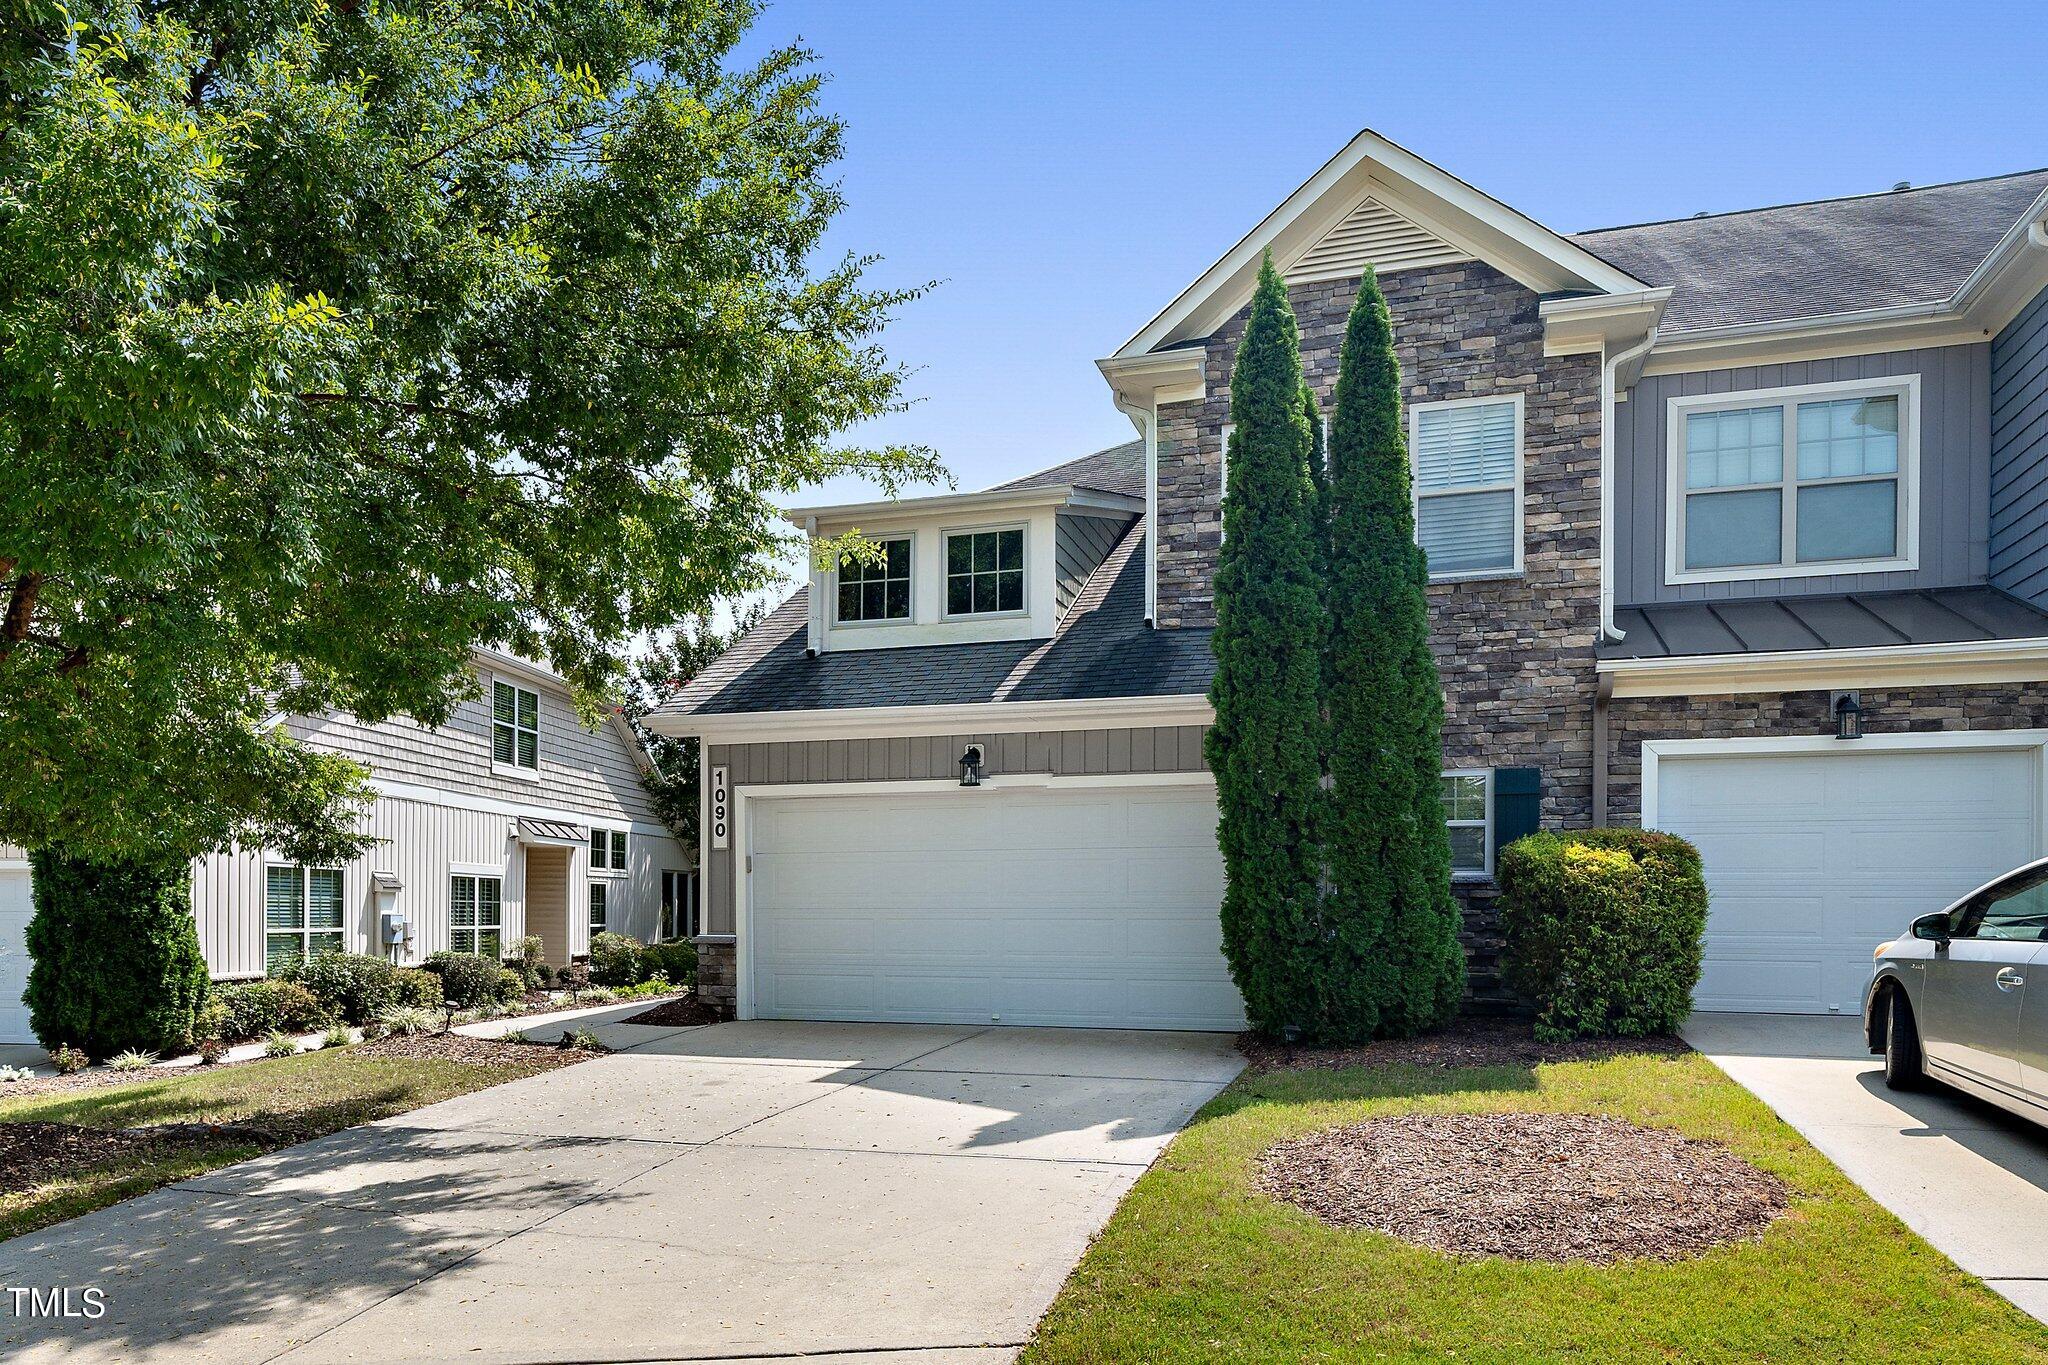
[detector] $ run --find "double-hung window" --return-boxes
[492,681,539,771]
[1670,378,1916,582]
[836,535,911,623]
[588,882,608,935]
[449,873,503,957]
[266,866,345,974]
[1441,771,1492,878]
[944,527,1025,616]
[589,828,628,874]
[661,869,700,941]
[1411,396,1522,578]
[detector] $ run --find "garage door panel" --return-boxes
[1661,745,2040,1016]
[0,869,31,1044]
[747,786,1243,1031]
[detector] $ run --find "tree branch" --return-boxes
[406,91,568,173]
[0,571,42,659]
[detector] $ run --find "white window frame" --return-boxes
[1665,375,1920,587]
[264,862,348,972]
[830,531,916,628]
[588,880,608,936]
[660,868,699,941]
[447,868,505,958]
[489,678,541,780]
[1409,393,1525,582]
[939,521,1030,621]
[589,827,628,877]
[1441,768,1494,880]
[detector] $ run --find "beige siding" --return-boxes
[704,725,1209,935]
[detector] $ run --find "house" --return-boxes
[648,129,2048,1031]
[0,648,698,1043]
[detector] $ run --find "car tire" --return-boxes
[1884,989,1924,1091]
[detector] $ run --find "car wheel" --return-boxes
[1884,988,1924,1091]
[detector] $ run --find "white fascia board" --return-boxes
[366,776,678,839]
[1952,187,2048,317]
[1112,128,1645,360]
[644,693,1214,744]
[1097,348,1208,410]
[1597,636,2048,698]
[1539,287,1671,358]
[784,483,1141,529]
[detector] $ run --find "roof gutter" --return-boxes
[1599,326,1660,642]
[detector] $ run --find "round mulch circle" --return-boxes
[1257,1111,1787,1264]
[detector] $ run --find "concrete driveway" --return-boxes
[1685,1011,2048,1325]
[0,1018,1242,1364]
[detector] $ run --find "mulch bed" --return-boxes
[1258,1111,1788,1264]
[0,1120,270,1194]
[353,1031,597,1067]
[621,994,723,1028]
[1239,1016,1690,1073]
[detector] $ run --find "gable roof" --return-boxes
[1573,170,2048,336]
[1114,128,1648,358]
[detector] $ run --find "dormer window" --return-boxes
[944,527,1025,617]
[492,681,539,771]
[836,535,912,623]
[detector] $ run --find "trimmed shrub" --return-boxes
[392,968,445,1010]
[212,979,329,1042]
[556,961,591,991]
[587,932,643,986]
[507,936,546,991]
[641,941,696,990]
[1497,829,1709,1041]
[496,967,526,1003]
[422,951,503,1008]
[295,952,399,1025]
[24,849,211,1059]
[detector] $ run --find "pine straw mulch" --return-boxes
[1258,1111,1788,1264]
[621,993,724,1028]
[1239,1016,1691,1073]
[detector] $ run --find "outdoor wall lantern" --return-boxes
[958,744,985,787]
[1831,691,1864,742]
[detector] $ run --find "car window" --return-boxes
[1957,869,2048,942]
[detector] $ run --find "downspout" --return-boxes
[804,515,822,657]
[1598,327,1659,643]
[1592,670,1614,828]
[1114,397,1160,626]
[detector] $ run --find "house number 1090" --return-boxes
[709,766,730,850]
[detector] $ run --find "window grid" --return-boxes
[265,866,345,974]
[836,536,911,623]
[1441,771,1491,877]
[492,681,539,769]
[449,873,503,958]
[944,528,1025,616]
[589,828,628,874]
[1411,397,1521,579]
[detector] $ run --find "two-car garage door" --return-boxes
[1,867,33,1043]
[1656,743,2041,1016]
[746,782,1245,1031]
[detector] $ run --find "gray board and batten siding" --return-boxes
[1993,284,2048,608]
[1612,343,1991,606]
[1054,511,1136,618]
[702,726,1209,937]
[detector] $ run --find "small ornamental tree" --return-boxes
[24,849,210,1058]
[1321,266,1464,1039]
[1206,254,1328,1036]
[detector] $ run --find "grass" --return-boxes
[0,1046,561,1243]
[1023,1050,2048,1364]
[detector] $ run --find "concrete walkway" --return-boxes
[0,1020,1242,1363]
[1684,1011,2048,1324]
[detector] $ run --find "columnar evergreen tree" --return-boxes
[1205,254,1328,1035]
[25,849,209,1058]
[1321,266,1464,1038]
[1301,383,1332,578]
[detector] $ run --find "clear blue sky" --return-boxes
[734,0,2048,523]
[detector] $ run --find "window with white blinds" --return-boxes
[266,866,345,974]
[1410,396,1522,578]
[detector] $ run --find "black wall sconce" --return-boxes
[958,744,985,786]
[1831,690,1863,741]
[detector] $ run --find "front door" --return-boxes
[1923,865,2048,1095]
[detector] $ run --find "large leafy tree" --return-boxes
[0,0,935,864]
[1322,266,1463,1038]
[1205,254,1327,1036]
[622,602,767,843]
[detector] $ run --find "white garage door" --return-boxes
[0,868,33,1044]
[1656,743,2041,1015]
[746,782,1245,1030]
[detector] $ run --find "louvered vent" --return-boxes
[1286,196,1468,282]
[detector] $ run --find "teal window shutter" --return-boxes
[1493,768,1542,854]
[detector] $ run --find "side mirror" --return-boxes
[1911,911,1953,946]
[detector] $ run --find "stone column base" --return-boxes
[694,936,737,1017]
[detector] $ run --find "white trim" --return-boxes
[828,529,917,628]
[730,770,1218,1021]
[447,860,505,877]
[1640,731,2048,851]
[587,827,630,878]
[938,521,1031,622]
[1409,392,1525,581]
[788,483,1141,526]
[1664,375,1920,587]
[0,860,28,871]
[366,776,675,839]
[485,674,543,776]
[648,693,1214,744]
[1598,635,2048,698]
[1600,327,1661,640]
[259,861,351,962]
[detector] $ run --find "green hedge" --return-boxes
[642,940,697,990]
[1496,828,1708,1042]
[285,952,399,1024]
[422,951,514,1008]
[202,979,330,1043]
[587,932,643,986]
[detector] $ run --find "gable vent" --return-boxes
[1285,196,1469,283]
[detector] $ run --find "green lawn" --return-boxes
[0,1044,570,1243]
[1025,1050,2048,1364]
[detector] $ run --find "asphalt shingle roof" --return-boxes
[657,517,1213,718]
[1571,170,2048,334]
[1602,587,2048,660]
[990,439,1145,499]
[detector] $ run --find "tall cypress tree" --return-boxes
[1301,383,1333,600]
[1322,266,1464,1039]
[1206,254,1327,1036]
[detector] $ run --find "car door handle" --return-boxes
[1997,967,2027,991]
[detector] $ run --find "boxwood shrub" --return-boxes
[392,967,445,1010]
[210,979,331,1042]
[587,932,643,987]
[422,951,507,1008]
[642,940,697,990]
[291,952,399,1025]
[1496,828,1708,1042]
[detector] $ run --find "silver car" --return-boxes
[1867,856,2048,1121]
